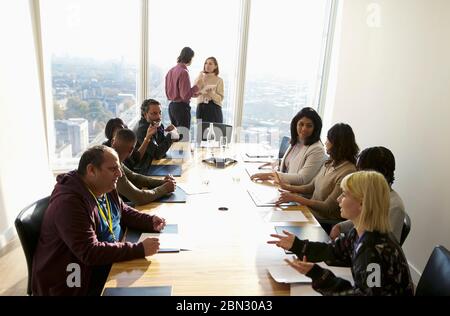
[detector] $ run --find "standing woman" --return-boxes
[194,57,224,123]
[165,47,204,140]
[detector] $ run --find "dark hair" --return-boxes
[357,146,396,185]
[140,98,160,119]
[203,57,219,75]
[115,128,137,144]
[78,145,111,176]
[327,123,359,165]
[177,47,195,64]
[105,118,126,140]
[290,107,322,146]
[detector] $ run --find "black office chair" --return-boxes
[400,213,411,246]
[278,136,291,159]
[14,196,51,296]
[415,245,450,296]
[197,121,233,144]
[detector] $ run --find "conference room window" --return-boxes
[241,0,333,148]
[40,0,140,170]
[147,0,241,127]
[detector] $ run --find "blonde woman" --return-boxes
[194,57,224,123]
[268,171,414,295]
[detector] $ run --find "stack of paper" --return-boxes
[138,233,181,253]
[267,210,308,222]
[268,264,311,283]
[248,189,293,207]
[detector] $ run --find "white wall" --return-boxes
[0,0,54,248]
[325,0,450,282]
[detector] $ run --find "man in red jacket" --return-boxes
[32,145,165,295]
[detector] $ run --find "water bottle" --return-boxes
[206,122,216,151]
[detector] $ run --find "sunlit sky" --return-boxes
[41,0,329,81]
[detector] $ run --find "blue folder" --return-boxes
[103,286,172,296]
[146,164,182,177]
[125,224,179,243]
[156,186,186,203]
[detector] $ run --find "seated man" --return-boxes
[134,98,179,172]
[32,145,165,296]
[112,128,176,206]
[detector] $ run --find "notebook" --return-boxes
[156,186,187,203]
[125,224,178,243]
[146,164,182,177]
[102,286,172,296]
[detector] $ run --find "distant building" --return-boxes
[55,143,72,159]
[54,118,89,157]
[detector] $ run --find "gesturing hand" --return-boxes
[285,256,314,275]
[267,230,295,250]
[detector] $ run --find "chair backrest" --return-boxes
[415,245,450,296]
[400,213,411,246]
[278,136,291,159]
[197,121,233,144]
[14,196,51,295]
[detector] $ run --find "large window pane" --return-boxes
[40,0,139,169]
[242,0,331,148]
[148,0,240,130]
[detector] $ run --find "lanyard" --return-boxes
[87,188,116,242]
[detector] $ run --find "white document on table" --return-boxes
[138,233,181,252]
[267,209,308,222]
[268,263,311,284]
[178,183,211,195]
[248,188,292,207]
[290,263,354,296]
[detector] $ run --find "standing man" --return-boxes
[165,46,204,141]
[32,146,165,296]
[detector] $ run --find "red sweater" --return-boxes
[32,171,156,296]
[165,63,199,103]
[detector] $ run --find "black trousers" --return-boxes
[168,101,191,141]
[196,101,223,123]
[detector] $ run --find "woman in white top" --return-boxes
[194,57,224,123]
[251,107,326,185]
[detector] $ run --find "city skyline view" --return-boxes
[51,55,314,165]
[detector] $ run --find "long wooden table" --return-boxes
[104,143,328,296]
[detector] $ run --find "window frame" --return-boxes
[31,0,338,172]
